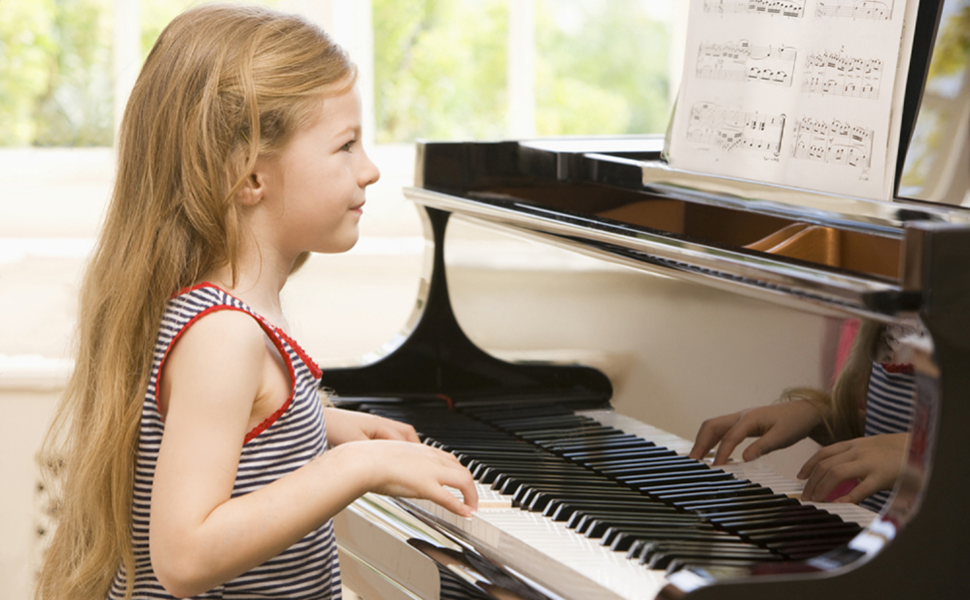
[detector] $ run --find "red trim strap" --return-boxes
[154,304,297,446]
[881,363,915,374]
[274,327,323,380]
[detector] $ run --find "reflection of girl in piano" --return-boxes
[33,5,477,600]
[689,319,915,512]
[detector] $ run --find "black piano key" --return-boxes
[702,503,823,522]
[528,490,645,512]
[661,485,774,506]
[598,458,711,477]
[553,498,676,522]
[504,477,620,498]
[541,438,658,453]
[630,471,737,490]
[584,515,711,538]
[608,528,739,552]
[570,506,686,531]
[583,449,678,468]
[665,557,769,574]
[635,539,769,563]
[521,489,640,512]
[744,523,863,543]
[687,495,801,514]
[715,512,842,531]
[767,538,860,559]
[560,445,675,461]
[636,479,755,496]
[647,548,781,570]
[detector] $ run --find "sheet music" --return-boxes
[666,0,920,200]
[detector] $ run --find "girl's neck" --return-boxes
[204,265,290,332]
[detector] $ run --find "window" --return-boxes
[1,0,677,147]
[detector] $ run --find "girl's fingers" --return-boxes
[835,474,882,504]
[689,414,740,461]
[798,440,847,480]
[713,415,770,465]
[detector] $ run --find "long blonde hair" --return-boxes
[783,319,885,444]
[35,5,355,599]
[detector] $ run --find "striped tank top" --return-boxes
[860,361,916,513]
[109,283,341,599]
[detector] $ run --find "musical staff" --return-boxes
[686,102,786,155]
[697,40,797,86]
[803,49,883,99]
[815,0,894,20]
[703,0,805,18]
[792,117,873,176]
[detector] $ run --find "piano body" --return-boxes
[321,2,970,599]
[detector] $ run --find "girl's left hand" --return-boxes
[324,406,421,446]
[798,433,908,503]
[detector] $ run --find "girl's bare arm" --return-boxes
[150,310,476,598]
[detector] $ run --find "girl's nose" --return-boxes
[361,151,380,187]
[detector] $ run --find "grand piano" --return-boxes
[321,2,970,598]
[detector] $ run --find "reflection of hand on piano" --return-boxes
[688,400,828,466]
[798,432,909,503]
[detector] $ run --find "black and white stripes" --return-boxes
[109,284,341,599]
[860,362,916,513]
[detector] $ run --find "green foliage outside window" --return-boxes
[0,0,113,146]
[372,0,671,142]
[2,0,672,147]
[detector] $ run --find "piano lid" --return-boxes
[409,2,970,324]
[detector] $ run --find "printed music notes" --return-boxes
[666,0,919,200]
[816,0,895,20]
[803,49,883,99]
[792,117,873,178]
[687,103,785,156]
[704,0,806,18]
[697,40,797,86]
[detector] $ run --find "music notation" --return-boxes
[815,0,894,20]
[697,40,797,86]
[792,117,873,176]
[803,49,883,99]
[686,102,786,155]
[703,0,806,18]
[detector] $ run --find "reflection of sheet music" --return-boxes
[687,102,785,155]
[792,117,873,179]
[803,49,883,99]
[697,40,797,86]
[666,0,919,201]
[816,0,895,20]
[704,0,806,18]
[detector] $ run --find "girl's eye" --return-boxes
[341,139,356,152]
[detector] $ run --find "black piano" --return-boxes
[321,2,970,598]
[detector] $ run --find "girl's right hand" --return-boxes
[688,400,826,465]
[333,439,479,517]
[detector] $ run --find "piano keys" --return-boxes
[332,401,878,600]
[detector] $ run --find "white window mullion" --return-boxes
[507,0,536,139]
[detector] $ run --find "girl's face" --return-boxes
[255,85,380,261]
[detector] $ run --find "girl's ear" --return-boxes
[237,170,267,207]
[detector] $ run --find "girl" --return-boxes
[35,4,477,599]
[688,319,916,511]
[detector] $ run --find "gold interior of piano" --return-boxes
[481,183,902,280]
